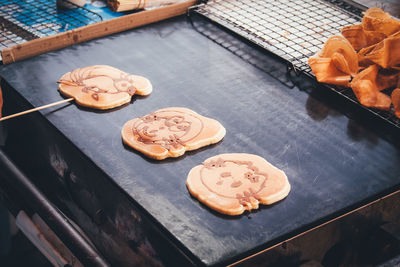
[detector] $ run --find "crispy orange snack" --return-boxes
[341,24,386,51]
[308,36,358,86]
[309,7,400,114]
[376,69,399,90]
[342,8,400,52]
[352,65,399,91]
[359,31,400,69]
[350,65,391,110]
[341,25,367,51]
[357,31,400,68]
[320,35,359,75]
[362,8,400,36]
[392,88,400,118]
[358,44,377,68]
[308,57,352,86]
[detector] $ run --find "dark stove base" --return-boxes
[237,191,400,267]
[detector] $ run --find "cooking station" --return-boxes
[0,0,400,266]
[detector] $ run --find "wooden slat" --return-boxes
[0,98,74,122]
[1,0,196,64]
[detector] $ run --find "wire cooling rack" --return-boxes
[192,0,400,129]
[0,0,102,52]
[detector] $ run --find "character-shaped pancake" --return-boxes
[186,153,290,215]
[121,107,226,160]
[58,65,152,109]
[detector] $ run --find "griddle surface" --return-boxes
[1,16,400,266]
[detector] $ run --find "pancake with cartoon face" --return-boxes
[186,153,290,215]
[58,65,152,109]
[121,107,226,160]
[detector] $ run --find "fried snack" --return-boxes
[376,69,399,90]
[341,25,368,51]
[186,153,290,215]
[392,88,400,118]
[121,107,226,160]
[58,65,152,109]
[308,35,358,86]
[357,43,377,68]
[308,58,352,86]
[350,65,391,110]
[341,24,386,51]
[320,36,359,75]
[362,31,400,69]
[341,7,400,52]
[309,7,400,112]
[351,64,399,91]
[362,8,400,36]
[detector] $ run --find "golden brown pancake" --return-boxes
[58,65,152,109]
[121,107,226,160]
[186,153,290,215]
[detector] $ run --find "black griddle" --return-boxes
[1,14,400,266]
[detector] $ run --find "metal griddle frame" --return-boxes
[188,0,400,131]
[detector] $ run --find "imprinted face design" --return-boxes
[132,110,204,150]
[200,158,268,206]
[58,66,137,101]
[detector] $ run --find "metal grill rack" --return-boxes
[0,0,102,52]
[192,0,400,129]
